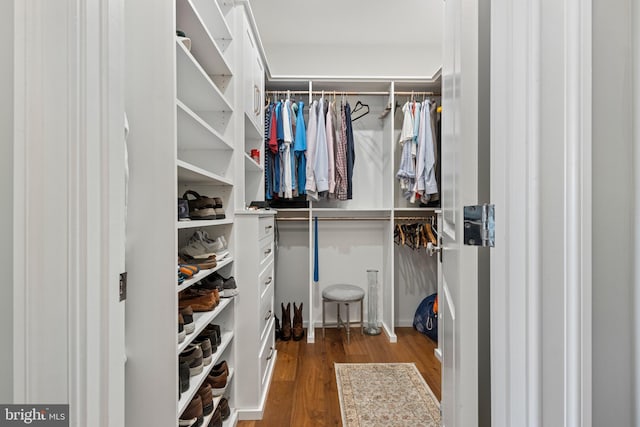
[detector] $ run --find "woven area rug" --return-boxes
[335,363,440,427]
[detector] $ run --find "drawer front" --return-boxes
[259,277,274,340]
[258,319,276,388]
[259,235,274,267]
[259,261,274,300]
[258,216,274,241]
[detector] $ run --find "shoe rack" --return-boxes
[124,0,264,425]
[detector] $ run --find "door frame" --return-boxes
[490,0,592,425]
[13,0,125,425]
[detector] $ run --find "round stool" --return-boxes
[322,284,365,344]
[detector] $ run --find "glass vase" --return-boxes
[365,269,381,335]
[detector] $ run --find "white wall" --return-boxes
[593,0,634,424]
[264,43,442,79]
[0,0,13,404]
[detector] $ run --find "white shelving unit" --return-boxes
[266,79,442,345]
[125,0,252,425]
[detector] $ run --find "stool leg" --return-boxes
[360,298,364,335]
[337,303,341,329]
[346,302,351,344]
[322,299,326,339]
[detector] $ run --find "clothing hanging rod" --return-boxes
[275,215,436,221]
[265,90,439,96]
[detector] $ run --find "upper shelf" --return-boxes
[177,160,233,186]
[177,100,233,151]
[244,152,263,173]
[176,39,233,114]
[191,0,232,45]
[244,112,263,150]
[176,0,233,78]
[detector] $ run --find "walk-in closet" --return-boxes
[266,81,442,343]
[123,0,446,426]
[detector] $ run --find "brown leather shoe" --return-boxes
[197,383,214,416]
[179,288,217,312]
[281,302,292,341]
[211,360,228,377]
[205,369,227,396]
[218,397,230,420]
[209,405,222,427]
[292,302,304,341]
[179,394,203,427]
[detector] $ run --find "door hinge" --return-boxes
[119,272,128,302]
[463,204,495,247]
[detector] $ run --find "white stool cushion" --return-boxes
[322,284,365,301]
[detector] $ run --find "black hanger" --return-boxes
[351,100,369,122]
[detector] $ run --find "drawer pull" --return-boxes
[266,346,275,361]
[264,276,273,286]
[264,248,272,256]
[264,310,272,321]
[265,225,273,231]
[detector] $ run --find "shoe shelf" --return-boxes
[222,409,238,427]
[177,159,234,186]
[244,152,263,173]
[244,111,262,149]
[176,40,233,115]
[178,298,233,354]
[200,395,231,427]
[176,0,233,78]
[177,256,234,293]
[177,218,234,230]
[177,101,234,152]
[178,341,235,416]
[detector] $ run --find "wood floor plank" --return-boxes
[237,327,440,426]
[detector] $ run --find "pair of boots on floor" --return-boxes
[279,302,304,341]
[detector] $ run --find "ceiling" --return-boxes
[248,0,443,80]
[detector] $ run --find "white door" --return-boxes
[440,0,482,424]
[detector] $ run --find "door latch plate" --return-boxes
[464,204,495,247]
[119,272,128,302]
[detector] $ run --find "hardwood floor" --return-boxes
[237,327,441,427]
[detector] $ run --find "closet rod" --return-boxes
[275,215,436,221]
[265,90,439,96]
[276,216,390,221]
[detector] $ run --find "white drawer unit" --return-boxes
[259,236,274,267]
[234,212,277,420]
[259,270,274,340]
[258,319,276,388]
[258,215,274,240]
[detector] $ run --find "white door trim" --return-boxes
[490,0,542,424]
[564,0,592,425]
[634,0,640,424]
[13,1,124,425]
[490,0,592,425]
